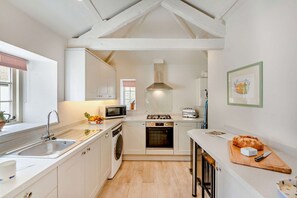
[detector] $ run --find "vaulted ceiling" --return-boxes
[7,0,239,39]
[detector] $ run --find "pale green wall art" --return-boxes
[227,62,263,107]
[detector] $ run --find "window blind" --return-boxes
[123,80,136,87]
[0,52,27,71]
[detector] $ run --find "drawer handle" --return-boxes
[24,192,32,198]
[105,133,109,138]
[82,151,86,155]
[87,148,91,151]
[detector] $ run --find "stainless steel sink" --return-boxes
[12,139,77,158]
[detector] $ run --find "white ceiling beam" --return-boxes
[170,14,196,39]
[79,0,161,38]
[104,15,148,63]
[68,38,224,50]
[161,0,225,38]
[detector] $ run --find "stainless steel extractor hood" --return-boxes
[146,62,172,91]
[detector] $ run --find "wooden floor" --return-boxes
[98,161,201,198]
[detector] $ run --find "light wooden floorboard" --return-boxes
[98,161,201,198]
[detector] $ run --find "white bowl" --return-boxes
[276,178,297,198]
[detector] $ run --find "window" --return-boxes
[120,79,136,110]
[0,66,18,122]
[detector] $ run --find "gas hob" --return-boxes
[147,114,172,120]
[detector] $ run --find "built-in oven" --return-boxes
[100,105,126,119]
[146,122,174,149]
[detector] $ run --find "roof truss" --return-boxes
[68,38,224,50]
[80,0,162,38]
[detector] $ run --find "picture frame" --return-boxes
[227,62,263,107]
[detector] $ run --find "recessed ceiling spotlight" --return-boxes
[77,0,83,2]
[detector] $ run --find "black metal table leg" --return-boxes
[192,139,198,197]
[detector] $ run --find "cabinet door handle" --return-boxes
[82,151,86,155]
[24,192,33,198]
[105,133,109,138]
[87,148,91,151]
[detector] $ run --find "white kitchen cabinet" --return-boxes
[174,122,198,155]
[58,140,99,198]
[84,141,100,198]
[123,122,145,154]
[65,48,116,101]
[195,78,208,106]
[15,169,57,198]
[99,129,111,188]
[216,163,254,198]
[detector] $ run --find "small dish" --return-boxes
[276,178,297,198]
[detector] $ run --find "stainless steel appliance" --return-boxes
[99,105,126,119]
[145,121,174,149]
[182,108,198,118]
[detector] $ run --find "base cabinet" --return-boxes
[58,140,99,198]
[174,122,199,155]
[15,169,57,198]
[99,129,112,188]
[123,122,145,154]
[216,163,254,198]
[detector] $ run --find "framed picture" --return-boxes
[227,62,263,107]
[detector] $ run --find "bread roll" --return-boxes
[232,135,264,151]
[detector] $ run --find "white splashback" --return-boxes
[145,90,173,114]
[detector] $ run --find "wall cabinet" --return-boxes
[99,129,111,188]
[123,122,145,154]
[58,140,99,198]
[174,122,200,155]
[195,78,208,106]
[65,48,116,101]
[15,169,57,198]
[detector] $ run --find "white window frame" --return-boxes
[0,66,20,124]
[120,79,136,111]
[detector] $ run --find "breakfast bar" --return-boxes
[188,129,297,198]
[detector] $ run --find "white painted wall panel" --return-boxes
[208,0,297,149]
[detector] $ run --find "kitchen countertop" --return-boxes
[123,114,204,122]
[0,119,122,198]
[188,129,297,198]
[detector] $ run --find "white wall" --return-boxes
[0,1,118,130]
[113,51,207,114]
[0,1,66,101]
[208,0,297,149]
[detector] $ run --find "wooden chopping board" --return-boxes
[228,141,292,174]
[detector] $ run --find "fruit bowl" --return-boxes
[84,112,104,125]
[88,120,103,125]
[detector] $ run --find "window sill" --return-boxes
[0,122,45,137]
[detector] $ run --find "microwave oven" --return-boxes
[100,105,126,119]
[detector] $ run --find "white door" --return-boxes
[85,51,102,100]
[85,140,100,198]
[100,130,112,186]
[58,151,85,198]
[123,122,145,154]
[174,122,197,155]
[106,67,116,99]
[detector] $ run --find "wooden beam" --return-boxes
[79,0,161,38]
[68,38,224,50]
[170,14,196,39]
[104,15,148,63]
[161,0,225,38]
